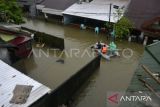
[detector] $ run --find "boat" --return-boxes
[91,42,120,60]
[97,49,110,60]
[91,42,109,49]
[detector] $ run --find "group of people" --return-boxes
[96,42,108,54]
[96,41,117,55]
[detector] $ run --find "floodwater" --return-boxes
[14,19,144,107]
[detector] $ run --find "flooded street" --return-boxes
[71,43,143,107]
[14,19,144,107]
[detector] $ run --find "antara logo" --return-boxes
[108,93,119,104]
[108,93,152,105]
[120,96,152,102]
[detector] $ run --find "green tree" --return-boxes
[105,7,133,39]
[114,16,133,39]
[112,8,133,39]
[0,0,23,24]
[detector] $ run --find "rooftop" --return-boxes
[41,0,76,10]
[9,36,32,46]
[141,17,160,38]
[0,60,51,107]
[126,0,160,29]
[0,33,16,42]
[36,0,77,16]
[120,41,160,106]
[63,0,128,23]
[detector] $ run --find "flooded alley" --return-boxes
[1,0,160,107]
[13,18,144,107]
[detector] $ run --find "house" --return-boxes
[63,0,128,26]
[125,0,160,44]
[18,0,77,17]
[36,0,77,21]
[126,0,160,29]
[0,26,32,63]
[0,59,50,107]
[141,17,160,44]
[9,36,32,58]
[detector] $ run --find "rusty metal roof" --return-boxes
[125,0,160,29]
[0,60,51,107]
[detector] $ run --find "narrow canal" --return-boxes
[14,18,144,107]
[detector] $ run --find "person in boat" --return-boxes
[101,45,108,54]
[109,42,117,55]
[96,41,102,50]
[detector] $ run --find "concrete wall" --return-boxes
[45,56,101,107]
[21,27,64,50]
[30,56,100,107]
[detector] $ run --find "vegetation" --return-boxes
[114,16,133,39]
[114,8,133,39]
[105,22,113,33]
[105,8,133,39]
[0,0,24,24]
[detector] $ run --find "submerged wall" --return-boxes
[31,56,101,107]
[47,56,101,107]
[21,27,64,50]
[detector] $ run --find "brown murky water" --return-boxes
[14,19,144,107]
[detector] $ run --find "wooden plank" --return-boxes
[141,65,160,85]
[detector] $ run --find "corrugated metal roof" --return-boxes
[119,42,160,107]
[63,0,128,23]
[0,60,51,107]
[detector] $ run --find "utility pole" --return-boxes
[108,3,112,39]
[108,3,112,23]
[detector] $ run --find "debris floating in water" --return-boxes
[56,59,64,64]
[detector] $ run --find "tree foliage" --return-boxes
[0,0,23,24]
[112,8,133,39]
[105,21,113,33]
[105,7,133,39]
[114,16,133,39]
